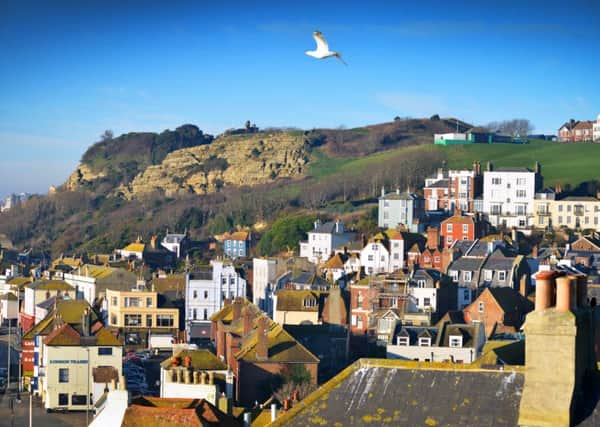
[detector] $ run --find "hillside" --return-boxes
[65,124,213,194]
[2,119,600,257]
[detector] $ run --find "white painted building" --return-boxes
[90,385,129,427]
[483,167,537,228]
[299,220,355,264]
[162,232,188,258]
[0,293,18,324]
[360,233,404,276]
[593,114,600,142]
[252,258,278,316]
[185,260,247,341]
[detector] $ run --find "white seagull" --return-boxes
[305,30,347,65]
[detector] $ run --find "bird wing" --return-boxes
[335,53,348,66]
[313,31,329,53]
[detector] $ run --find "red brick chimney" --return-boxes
[426,226,439,250]
[232,298,242,322]
[255,316,269,360]
[242,306,253,336]
[216,321,226,358]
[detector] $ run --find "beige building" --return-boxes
[273,289,322,325]
[533,196,600,231]
[41,316,123,412]
[106,288,179,348]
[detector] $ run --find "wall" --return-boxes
[274,309,320,326]
[160,368,219,404]
[387,344,477,363]
[42,345,122,410]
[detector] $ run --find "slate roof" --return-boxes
[492,167,533,173]
[482,252,515,271]
[487,287,534,314]
[380,191,420,201]
[274,360,525,427]
[289,272,328,288]
[425,178,450,188]
[311,221,346,234]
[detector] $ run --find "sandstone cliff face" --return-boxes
[64,164,107,191]
[118,132,310,198]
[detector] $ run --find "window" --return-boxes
[371,244,378,250]
[434,256,440,263]
[423,297,431,307]
[558,205,563,212]
[230,277,236,285]
[558,216,563,224]
[193,309,197,319]
[110,314,117,325]
[59,368,69,383]
[193,290,197,298]
[491,204,501,215]
[462,224,469,234]
[478,302,484,313]
[393,253,400,260]
[516,190,526,198]
[156,314,174,327]
[397,336,409,346]
[567,216,571,224]
[484,270,492,281]
[356,293,364,308]
[71,395,88,406]
[446,224,453,233]
[124,314,142,326]
[498,271,506,281]
[463,271,472,282]
[492,178,501,185]
[356,316,363,329]
[204,290,209,299]
[368,255,374,261]
[146,314,152,327]
[124,297,140,307]
[98,347,113,356]
[449,336,463,348]
[380,256,385,262]
[447,236,453,244]
[567,205,572,212]
[58,394,68,406]
[303,298,317,308]
[517,178,526,185]
[146,297,153,307]
[111,296,118,306]
[450,270,459,281]
[418,337,431,346]
[463,289,470,300]
[393,242,400,248]
[203,309,208,320]
[417,280,426,288]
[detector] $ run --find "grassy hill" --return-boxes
[307,139,600,188]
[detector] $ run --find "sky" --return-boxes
[1,0,599,197]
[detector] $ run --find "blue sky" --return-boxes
[1,0,599,196]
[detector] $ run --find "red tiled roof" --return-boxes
[44,323,81,345]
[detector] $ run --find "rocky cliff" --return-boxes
[118,132,310,198]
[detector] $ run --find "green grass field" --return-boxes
[308,139,600,188]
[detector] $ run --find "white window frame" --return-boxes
[418,337,431,347]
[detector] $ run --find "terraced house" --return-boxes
[21,278,75,331]
[534,195,600,231]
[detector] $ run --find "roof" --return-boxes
[478,340,525,366]
[121,397,239,427]
[36,295,61,309]
[121,243,145,253]
[28,279,74,291]
[289,272,328,288]
[225,231,250,241]
[73,264,119,279]
[160,349,228,371]
[93,366,119,383]
[442,214,475,225]
[43,321,122,346]
[323,253,346,269]
[486,287,534,314]
[275,289,321,312]
[425,178,450,188]
[559,196,600,202]
[489,167,533,173]
[152,275,186,293]
[0,292,18,301]
[380,191,420,201]
[272,359,524,426]
[6,277,32,287]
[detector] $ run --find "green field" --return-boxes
[308,140,600,188]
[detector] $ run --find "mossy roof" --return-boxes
[322,254,345,269]
[275,289,321,312]
[122,243,145,252]
[0,292,18,300]
[43,322,122,346]
[7,277,33,287]
[234,317,319,364]
[22,299,99,339]
[121,397,239,427]
[160,349,228,371]
[76,264,119,279]
[28,279,74,291]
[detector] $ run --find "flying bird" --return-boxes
[305,30,347,65]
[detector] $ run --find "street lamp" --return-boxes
[86,347,90,426]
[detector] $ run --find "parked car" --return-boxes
[0,378,6,394]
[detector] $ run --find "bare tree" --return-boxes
[485,119,534,137]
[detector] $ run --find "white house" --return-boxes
[252,258,278,316]
[299,220,355,264]
[483,167,538,228]
[185,260,247,341]
[0,293,18,324]
[360,231,404,276]
[162,232,189,258]
[593,114,600,142]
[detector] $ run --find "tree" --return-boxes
[429,114,440,121]
[257,214,316,255]
[485,119,534,137]
[100,129,114,142]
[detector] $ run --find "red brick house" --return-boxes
[440,210,485,249]
[463,287,533,338]
[559,119,594,142]
[423,163,482,213]
[210,298,318,405]
[419,227,443,271]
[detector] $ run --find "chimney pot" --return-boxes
[534,271,558,311]
[556,275,576,312]
[271,403,278,422]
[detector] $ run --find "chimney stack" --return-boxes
[556,275,576,313]
[150,235,157,249]
[426,226,439,250]
[534,271,558,311]
[232,298,242,322]
[242,306,253,336]
[256,316,269,360]
[271,403,278,422]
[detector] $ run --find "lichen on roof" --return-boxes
[161,349,228,371]
[122,243,146,253]
[275,289,321,312]
[29,279,74,291]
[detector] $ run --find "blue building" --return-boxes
[223,231,251,259]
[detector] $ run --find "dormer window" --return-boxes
[417,280,426,288]
[418,337,431,347]
[449,335,463,348]
[463,271,472,282]
[497,271,506,281]
[450,270,458,281]
[397,336,409,346]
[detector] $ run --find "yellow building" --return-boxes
[106,288,179,348]
[533,196,600,231]
[273,289,322,325]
